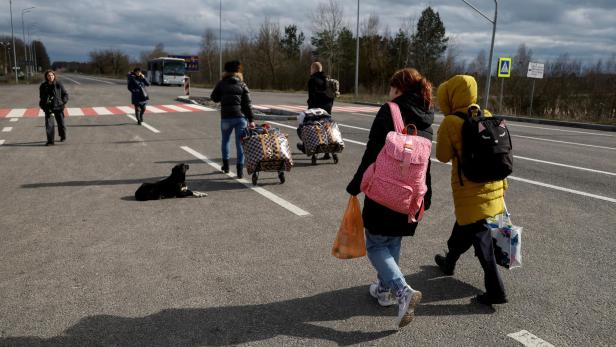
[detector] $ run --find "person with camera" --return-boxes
[127,67,150,125]
[39,70,69,146]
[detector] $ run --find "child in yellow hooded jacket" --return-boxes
[434,75,508,305]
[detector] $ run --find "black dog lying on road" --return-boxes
[135,163,207,201]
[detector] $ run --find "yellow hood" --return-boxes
[437,75,478,115]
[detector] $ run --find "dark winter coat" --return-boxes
[210,75,255,122]
[307,71,334,114]
[39,80,68,112]
[127,72,150,105]
[346,92,434,237]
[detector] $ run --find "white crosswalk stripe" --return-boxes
[7,109,26,118]
[162,104,191,112]
[92,107,113,115]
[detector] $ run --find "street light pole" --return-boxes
[9,0,18,83]
[354,0,360,97]
[21,7,35,79]
[219,0,222,79]
[462,0,498,110]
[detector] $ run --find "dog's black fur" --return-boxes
[135,163,197,201]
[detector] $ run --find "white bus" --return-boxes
[147,57,186,86]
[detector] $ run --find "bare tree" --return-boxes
[310,0,344,75]
[254,18,283,88]
[199,29,217,84]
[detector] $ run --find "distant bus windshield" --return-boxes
[164,61,185,76]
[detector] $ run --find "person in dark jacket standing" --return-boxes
[39,70,69,146]
[210,60,255,178]
[307,62,333,113]
[298,62,335,158]
[346,68,434,328]
[127,67,150,125]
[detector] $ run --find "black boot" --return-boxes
[221,160,229,173]
[435,254,455,276]
[236,164,244,179]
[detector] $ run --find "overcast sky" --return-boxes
[1,0,615,66]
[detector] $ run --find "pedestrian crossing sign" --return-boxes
[498,57,512,78]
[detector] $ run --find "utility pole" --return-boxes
[219,0,222,79]
[462,0,498,110]
[354,0,360,97]
[10,0,18,83]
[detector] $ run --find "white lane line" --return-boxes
[93,107,112,115]
[9,118,18,122]
[267,121,616,203]
[338,123,370,131]
[342,122,616,176]
[7,108,26,118]
[66,108,84,116]
[147,106,166,113]
[507,176,616,203]
[181,146,310,217]
[72,75,116,85]
[515,155,616,176]
[162,104,191,112]
[511,134,615,150]
[508,123,614,137]
[62,75,82,85]
[182,104,216,111]
[2,127,13,132]
[118,106,135,114]
[0,140,5,146]
[507,330,555,347]
[124,114,160,133]
[351,112,375,118]
[344,138,367,146]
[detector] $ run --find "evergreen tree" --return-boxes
[280,25,305,59]
[408,6,448,80]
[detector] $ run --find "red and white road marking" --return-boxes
[255,104,380,114]
[0,104,216,118]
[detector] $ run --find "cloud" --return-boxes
[0,0,614,65]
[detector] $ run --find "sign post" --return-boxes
[497,57,511,113]
[527,62,544,117]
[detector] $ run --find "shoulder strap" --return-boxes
[386,102,404,133]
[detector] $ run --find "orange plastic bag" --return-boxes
[332,195,366,259]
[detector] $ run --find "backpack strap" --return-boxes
[452,111,467,187]
[386,102,404,133]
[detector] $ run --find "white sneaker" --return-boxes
[369,282,397,307]
[396,286,422,328]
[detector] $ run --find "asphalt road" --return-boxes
[0,73,615,346]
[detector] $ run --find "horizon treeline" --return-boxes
[51,3,616,124]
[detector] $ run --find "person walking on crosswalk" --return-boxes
[127,67,150,125]
[39,70,69,146]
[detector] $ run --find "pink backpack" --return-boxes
[360,102,432,222]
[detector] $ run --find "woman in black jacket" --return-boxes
[210,60,255,178]
[346,68,434,328]
[39,70,69,146]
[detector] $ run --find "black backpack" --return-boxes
[454,106,513,185]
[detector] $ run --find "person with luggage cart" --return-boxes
[297,62,335,160]
[346,68,434,328]
[210,60,256,179]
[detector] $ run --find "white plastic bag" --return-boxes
[488,203,522,269]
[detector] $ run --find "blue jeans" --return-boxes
[221,117,247,165]
[365,230,408,295]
